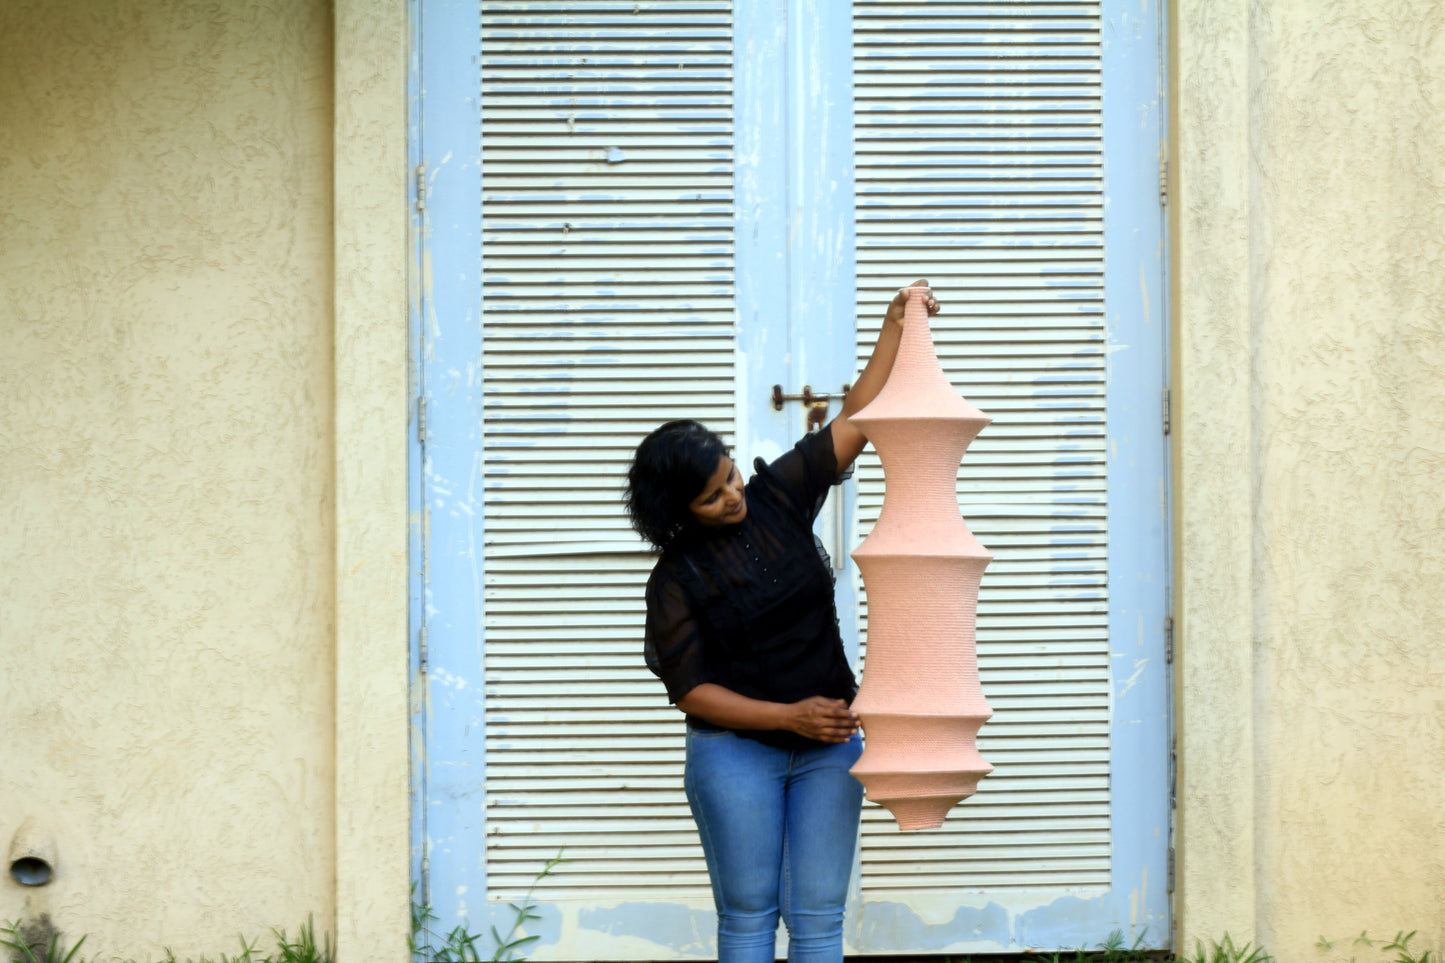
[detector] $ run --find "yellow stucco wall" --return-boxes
[1174,1,1445,959]
[332,0,413,958]
[1,1,410,958]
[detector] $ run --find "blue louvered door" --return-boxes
[847,1,1170,943]
[412,1,1169,958]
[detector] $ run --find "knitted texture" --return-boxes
[848,286,994,830]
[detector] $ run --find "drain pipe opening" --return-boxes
[10,856,52,886]
[8,819,57,887]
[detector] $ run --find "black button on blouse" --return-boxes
[643,429,858,749]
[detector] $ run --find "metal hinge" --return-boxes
[1159,157,1168,206]
[1164,614,1174,664]
[1169,743,1178,810]
[1167,846,1176,894]
[419,623,428,672]
[420,855,431,907]
[415,163,427,212]
[1162,389,1172,435]
[418,395,427,445]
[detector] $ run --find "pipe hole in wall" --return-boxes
[10,856,52,886]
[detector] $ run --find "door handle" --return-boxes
[771,383,852,433]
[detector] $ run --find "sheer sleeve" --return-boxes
[752,427,850,524]
[643,566,711,703]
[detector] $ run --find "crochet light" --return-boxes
[848,285,994,831]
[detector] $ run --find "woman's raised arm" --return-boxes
[828,279,940,474]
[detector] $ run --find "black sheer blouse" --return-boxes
[643,429,858,749]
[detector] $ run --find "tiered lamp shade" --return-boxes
[848,286,994,831]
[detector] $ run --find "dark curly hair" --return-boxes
[625,420,730,551]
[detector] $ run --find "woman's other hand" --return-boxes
[786,696,860,743]
[676,684,860,742]
[883,278,941,327]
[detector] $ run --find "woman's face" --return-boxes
[688,455,747,527]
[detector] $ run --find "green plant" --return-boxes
[1383,931,1434,963]
[1,919,85,963]
[158,934,262,963]
[489,849,567,962]
[1319,930,1435,963]
[1100,928,1153,963]
[268,916,330,963]
[1027,928,1157,963]
[410,849,568,962]
[1183,934,1273,963]
[1,917,330,963]
[409,901,485,963]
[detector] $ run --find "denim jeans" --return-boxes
[684,727,865,963]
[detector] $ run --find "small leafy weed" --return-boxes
[1184,934,1273,963]
[410,848,568,962]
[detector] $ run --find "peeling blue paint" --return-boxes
[578,903,716,956]
[851,900,1012,953]
[1016,893,1124,948]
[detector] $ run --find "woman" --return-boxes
[624,282,940,962]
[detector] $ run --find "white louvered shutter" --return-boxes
[852,1,1112,892]
[480,1,733,900]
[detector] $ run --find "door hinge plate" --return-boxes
[1162,389,1172,436]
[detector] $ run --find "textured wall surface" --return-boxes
[0,0,337,954]
[1174,0,1445,957]
[332,0,412,958]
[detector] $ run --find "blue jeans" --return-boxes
[684,728,864,963]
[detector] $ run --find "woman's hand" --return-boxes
[883,278,941,327]
[677,684,860,742]
[784,696,860,744]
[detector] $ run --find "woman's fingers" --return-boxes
[788,696,862,742]
[813,701,859,740]
[890,279,941,318]
[815,698,858,722]
[908,279,942,316]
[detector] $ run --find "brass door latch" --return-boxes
[772,383,852,432]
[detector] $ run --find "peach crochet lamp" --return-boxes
[848,285,994,831]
